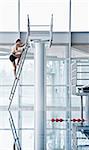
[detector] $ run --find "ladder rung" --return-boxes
[30,25,50,27]
[11,92,14,95]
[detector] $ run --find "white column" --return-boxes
[65,46,71,150]
[18,0,20,38]
[34,41,46,150]
[65,0,72,149]
[85,96,89,125]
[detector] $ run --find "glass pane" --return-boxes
[21,86,34,105]
[47,86,66,106]
[20,0,69,31]
[47,129,66,150]
[71,111,81,119]
[0,130,13,150]
[0,86,18,106]
[46,46,66,58]
[0,111,18,128]
[0,0,18,31]
[0,59,15,85]
[71,0,89,31]
[22,130,34,150]
[71,95,81,107]
[47,60,65,85]
[22,59,34,85]
[22,111,34,128]
[47,111,66,128]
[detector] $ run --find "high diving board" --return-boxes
[78,84,89,95]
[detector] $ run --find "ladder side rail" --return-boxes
[9,111,19,139]
[9,111,22,149]
[17,46,29,74]
[16,48,26,69]
[9,77,19,100]
[16,46,29,78]
[16,42,29,74]
[8,75,20,109]
[9,111,19,140]
[9,118,20,150]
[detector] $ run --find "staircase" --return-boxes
[72,60,89,149]
[72,124,89,150]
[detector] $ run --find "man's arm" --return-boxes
[16,43,25,51]
[19,43,25,47]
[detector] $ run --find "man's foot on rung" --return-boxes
[15,77,20,80]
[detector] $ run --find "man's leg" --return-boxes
[12,61,16,77]
[13,142,16,150]
[15,53,22,66]
[17,54,21,65]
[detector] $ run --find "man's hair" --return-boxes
[16,39,21,43]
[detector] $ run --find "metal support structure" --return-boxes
[85,96,89,125]
[18,0,20,38]
[65,0,72,150]
[72,125,89,149]
[65,46,70,150]
[81,96,83,126]
[53,61,61,149]
[51,73,56,149]
[27,14,30,36]
[49,14,53,47]
[34,42,46,150]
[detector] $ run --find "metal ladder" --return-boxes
[8,15,30,150]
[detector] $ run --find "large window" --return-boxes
[0,0,18,31]
[71,0,89,31]
[0,0,89,32]
[20,0,69,31]
[0,47,85,149]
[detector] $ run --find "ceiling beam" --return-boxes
[0,32,89,45]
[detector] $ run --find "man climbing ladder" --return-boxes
[9,39,25,77]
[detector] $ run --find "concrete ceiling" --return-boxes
[73,45,89,53]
